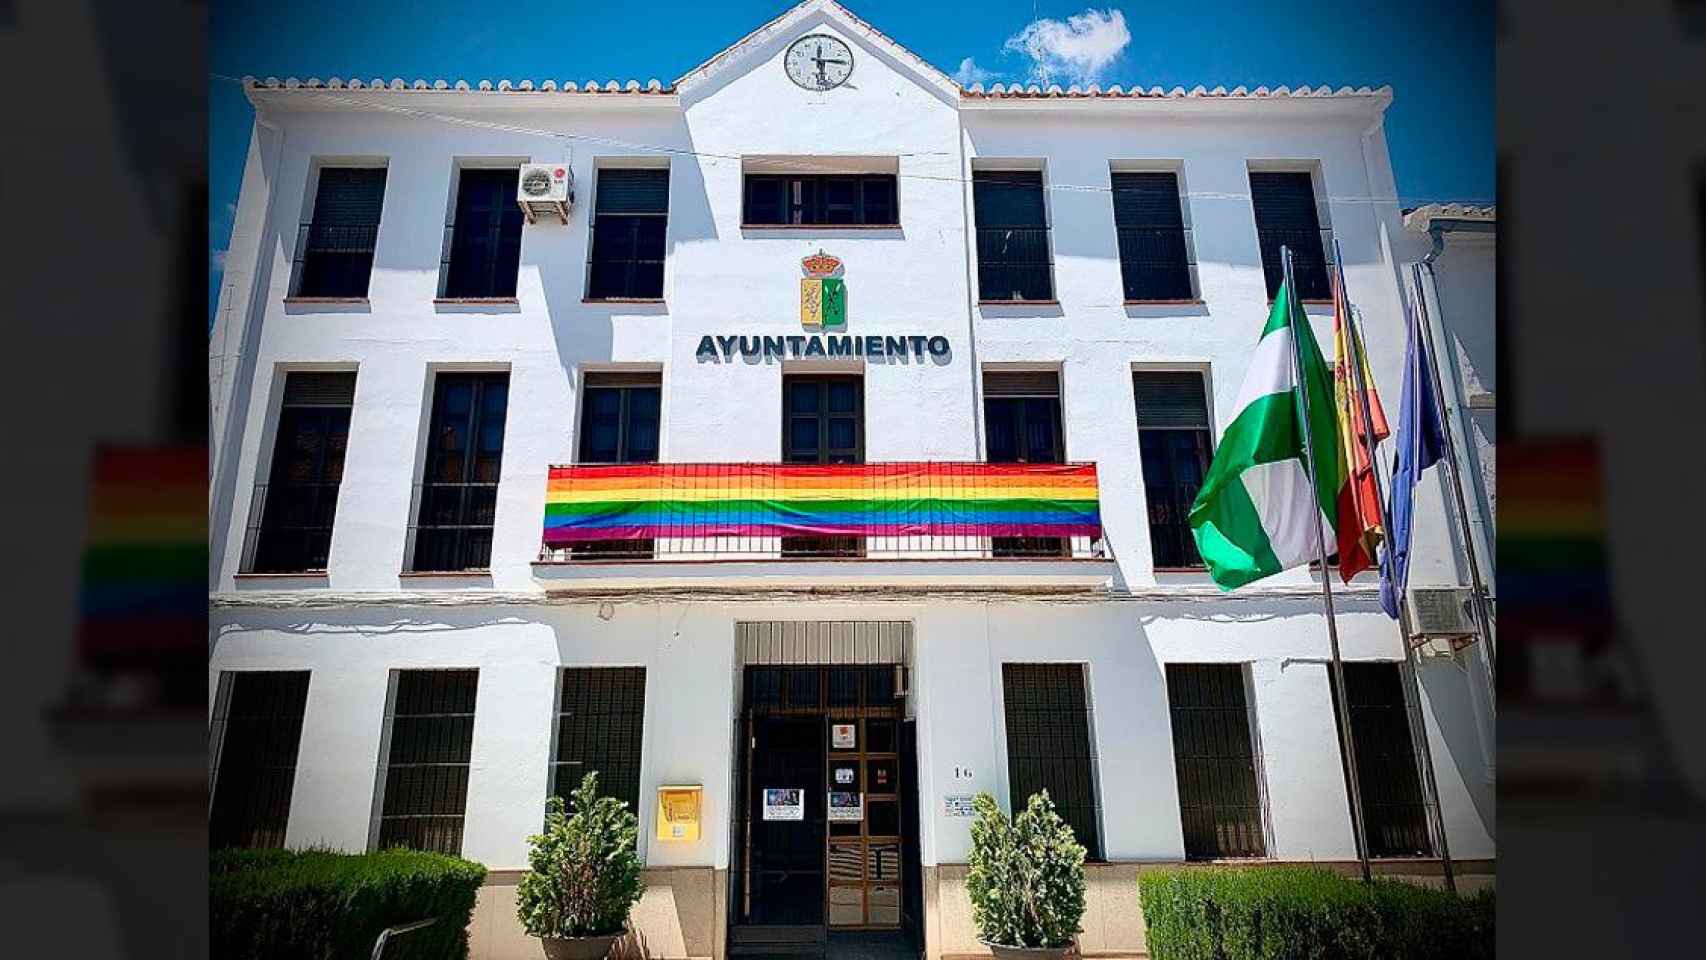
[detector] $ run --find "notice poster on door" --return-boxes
[763,788,803,821]
[831,724,857,749]
[828,791,864,822]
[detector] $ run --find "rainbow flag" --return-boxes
[78,446,205,660]
[543,462,1102,544]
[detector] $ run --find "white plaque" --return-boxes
[832,724,857,749]
[763,788,803,821]
[943,794,976,818]
[828,791,864,822]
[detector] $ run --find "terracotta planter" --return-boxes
[980,940,1077,960]
[540,933,621,960]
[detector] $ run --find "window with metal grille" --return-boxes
[782,375,864,558]
[984,370,1067,558]
[209,671,310,849]
[1249,170,1331,300]
[552,668,647,813]
[973,170,1054,301]
[1135,371,1212,569]
[1001,664,1102,859]
[588,168,669,299]
[572,372,662,559]
[293,167,386,298]
[1167,663,1267,859]
[1330,662,1433,858]
[1111,171,1194,300]
[441,168,524,298]
[743,174,898,225]
[375,670,478,854]
[244,371,355,574]
[411,373,508,571]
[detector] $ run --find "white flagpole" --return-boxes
[1281,246,1372,883]
[1336,240,1456,893]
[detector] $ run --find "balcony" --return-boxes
[532,462,1114,591]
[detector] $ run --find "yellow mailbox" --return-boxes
[656,785,702,842]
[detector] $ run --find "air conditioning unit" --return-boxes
[1409,587,1476,642]
[517,163,573,224]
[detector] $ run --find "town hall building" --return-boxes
[207,3,1496,957]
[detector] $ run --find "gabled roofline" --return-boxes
[673,0,959,98]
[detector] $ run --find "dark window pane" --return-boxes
[1249,170,1330,300]
[249,373,355,573]
[1112,172,1192,300]
[588,169,669,300]
[444,168,524,298]
[1331,663,1433,858]
[377,670,478,855]
[553,668,647,813]
[782,376,864,557]
[297,168,385,298]
[1001,664,1101,859]
[1135,372,1212,568]
[741,173,899,225]
[413,374,508,571]
[1167,664,1266,859]
[210,671,311,849]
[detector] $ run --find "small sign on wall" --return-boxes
[834,765,856,785]
[828,791,864,822]
[832,724,857,749]
[943,794,976,818]
[763,788,803,821]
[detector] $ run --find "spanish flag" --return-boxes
[1331,264,1390,582]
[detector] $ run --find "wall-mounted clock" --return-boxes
[784,33,854,91]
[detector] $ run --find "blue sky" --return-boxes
[209,0,1494,322]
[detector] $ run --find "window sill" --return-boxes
[399,569,492,578]
[1267,298,1335,306]
[284,296,368,305]
[978,299,1060,306]
[1125,299,1204,306]
[434,297,519,305]
[740,223,901,230]
[1153,566,1209,573]
[583,297,665,304]
[234,571,328,579]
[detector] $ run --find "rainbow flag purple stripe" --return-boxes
[542,462,1102,544]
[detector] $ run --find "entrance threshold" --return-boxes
[728,928,916,960]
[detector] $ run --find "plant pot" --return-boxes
[540,933,621,960]
[979,940,1077,960]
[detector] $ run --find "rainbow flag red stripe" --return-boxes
[543,462,1102,543]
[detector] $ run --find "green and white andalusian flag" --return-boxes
[1189,280,1343,590]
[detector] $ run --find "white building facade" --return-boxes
[208,4,1495,957]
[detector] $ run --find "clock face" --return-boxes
[784,34,854,91]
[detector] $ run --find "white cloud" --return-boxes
[952,56,999,87]
[1002,8,1131,86]
[210,248,228,271]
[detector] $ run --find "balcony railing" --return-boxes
[536,462,1105,563]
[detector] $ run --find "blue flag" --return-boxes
[1379,303,1447,619]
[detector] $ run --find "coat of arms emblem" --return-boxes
[799,250,846,328]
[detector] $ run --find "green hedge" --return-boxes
[1138,867,1494,960]
[211,848,487,960]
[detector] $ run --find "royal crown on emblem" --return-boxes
[801,250,842,277]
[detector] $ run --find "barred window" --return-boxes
[1249,170,1331,300]
[552,668,648,813]
[375,670,479,855]
[588,168,669,299]
[209,671,310,849]
[244,371,355,573]
[1167,663,1267,859]
[1134,371,1212,569]
[1111,171,1194,300]
[293,167,385,298]
[441,167,524,298]
[572,372,662,560]
[973,170,1054,301]
[1332,663,1433,858]
[743,174,898,226]
[1001,664,1102,860]
[781,375,864,558]
[411,372,508,571]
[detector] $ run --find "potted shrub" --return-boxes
[517,771,646,960]
[966,790,1087,960]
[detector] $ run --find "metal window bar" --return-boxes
[1001,664,1103,860]
[1332,662,1434,858]
[1167,663,1268,859]
[551,668,647,814]
[974,226,1054,300]
[407,482,501,572]
[209,671,311,850]
[375,670,478,855]
[538,462,1104,562]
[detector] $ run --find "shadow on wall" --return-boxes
[1419,656,1495,838]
